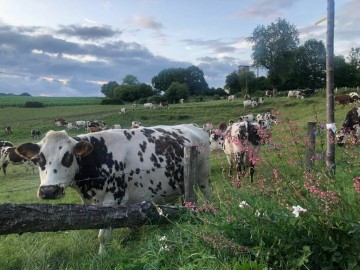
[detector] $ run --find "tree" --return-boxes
[165,82,189,103]
[122,74,140,85]
[113,83,154,102]
[292,39,326,89]
[348,47,360,84]
[101,81,119,98]
[151,66,209,96]
[184,66,209,95]
[247,18,299,93]
[333,55,357,87]
[224,71,241,95]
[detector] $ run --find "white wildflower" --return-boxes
[239,201,250,208]
[159,236,167,242]
[292,205,307,217]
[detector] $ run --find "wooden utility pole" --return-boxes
[326,0,336,174]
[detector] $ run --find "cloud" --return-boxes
[235,0,298,19]
[0,21,192,96]
[56,24,122,40]
[132,15,163,30]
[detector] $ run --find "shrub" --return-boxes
[24,101,44,108]
[100,98,124,105]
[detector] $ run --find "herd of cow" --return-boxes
[1,91,360,254]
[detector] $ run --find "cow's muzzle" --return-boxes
[38,185,65,200]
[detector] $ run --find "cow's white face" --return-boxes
[16,130,93,200]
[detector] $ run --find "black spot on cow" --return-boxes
[59,146,62,150]
[139,141,147,153]
[61,151,74,168]
[135,168,140,174]
[138,151,144,162]
[53,169,57,174]
[130,170,134,176]
[134,181,139,187]
[150,179,154,185]
[123,130,132,141]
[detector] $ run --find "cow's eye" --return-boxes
[37,153,46,170]
[61,151,74,167]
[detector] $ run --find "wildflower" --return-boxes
[184,201,196,209]
[159,236,167,242]
[239,201,250,208]
[292,205,307,217]
[160,244,170,251]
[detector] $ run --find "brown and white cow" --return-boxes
[15,124,211,254]
[337,107,360,146]
[0,146,36,175]
[159,101,169,109]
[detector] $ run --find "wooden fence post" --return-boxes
[305,122,316,172]
[184,146,198,204]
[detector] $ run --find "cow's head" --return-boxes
[209,131,224,152]
[16,130,93,200]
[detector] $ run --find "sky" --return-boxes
[0,0,359,97]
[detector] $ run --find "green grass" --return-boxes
[0,94,359,269]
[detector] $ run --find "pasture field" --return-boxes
[0,96,101,107]
[0,93,359,269]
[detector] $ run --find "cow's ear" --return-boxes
[15,143,40,160]
[73,141,93,157]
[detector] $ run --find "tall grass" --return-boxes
[0,95,359,269]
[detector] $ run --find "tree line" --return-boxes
[101,18,360,103]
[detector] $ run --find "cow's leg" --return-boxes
[249,161,255,183]
[98,228,111,255]
[3,163,8,176]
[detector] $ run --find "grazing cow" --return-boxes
[211,121,262,183]
[144,103,156,109]
[239,114,255,122]
[335,95,356,105]
[87,120,106,129]
[265,90,273,97]
[4,126,12,134]
[66,123,79,130]
[119,108,127,115]
[243,100,257,108]
[337,107,360,145]
[228,95,236,101]
[256,112,277,128]
[111,124,122,129]
[75,121,87,129]
[0,141,14,148]
[54,119,68,127]
[87,126,103,133]
[159,101,169,109]
[202,123,214,134]
[15,125,211,254]
[287,90,302,98]
[179,98,184,104]
[131,121,142,128]
[0,146,36,175]
[299,89,316,98]
[251,97,264,105]
[31,129,42,138]
[209,129,225,152]
[346,92,360,103]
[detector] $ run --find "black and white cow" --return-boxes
[210,121,262,184]
[0,146,36,175]
[337,107,360,146]
[0,141,14,148]
[15,124,211,254]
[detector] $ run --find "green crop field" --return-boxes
[0,93,359,269]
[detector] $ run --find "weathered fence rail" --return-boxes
[0,202,187,235]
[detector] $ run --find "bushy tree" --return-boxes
[122,74,140,85]
[334,55,358,87]
[247,18,299,93]
[113,83,154,102]
[292,39,326,89]
[101,81,119,98]
[165,82,189,103]
[151,66,209,96]
[225,71,241,94]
